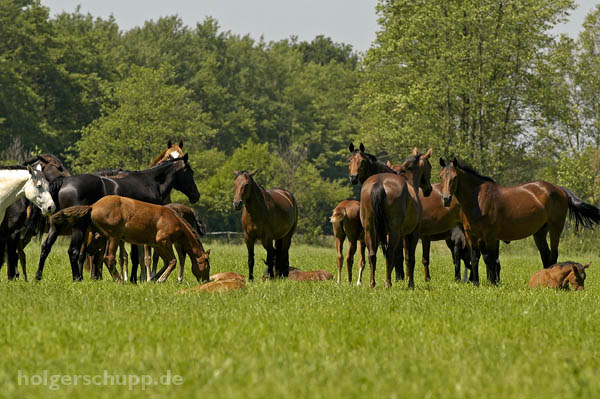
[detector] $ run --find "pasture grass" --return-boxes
[1,236,599,398]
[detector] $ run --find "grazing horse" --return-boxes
[35,155,200,281]
[360,148,433,288]
[0,165,55,224]
[233,170,298,281]
[346,143,405,281]
[330,200,365,284]
[439,158,600,285]
[51,196,210,283]
[529,261,590,290]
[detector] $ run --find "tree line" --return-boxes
[1,0,599,235]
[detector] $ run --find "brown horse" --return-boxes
[233,170,298,281]
[51,195,210,283]
[330,200,365,284]
[529,261,590,290]
[360,148,433,288]
[346,143,404,281]
[439,158,600,285]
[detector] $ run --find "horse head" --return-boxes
[232,169,259,210]
[171,153,200,203]
[439,157,459,207]
[348,142,372,185]
[562,262,590,291]
[24,165,56,215]
[396,148,433,197]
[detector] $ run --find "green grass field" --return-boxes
[1,236,599,398]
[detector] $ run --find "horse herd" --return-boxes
[0,140,597,290]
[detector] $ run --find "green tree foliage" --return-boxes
[355,0,575,182]
[69,65,214,172]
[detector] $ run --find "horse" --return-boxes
[50,195,210,283]
[360,147,433,288]
[0,165,55,224]
[233,169,298,281]
[346,143,405,282]
[439,157,600,285]
[529,261,590,290]
[388,160,473,282]
[35,154,200,281]
[330,200,365,284]
[87,139,188,282]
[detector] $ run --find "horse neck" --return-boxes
[138,162,179,203]
[177,217,205,257]
[454,169,495,213]
[0,170,29,203]
[400,169,423,192]
[559,268,574,289]
[361,160,394,183]
[243,179,268,215]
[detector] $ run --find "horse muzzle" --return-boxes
[42,204,56,215]
[233,200,243,210]
[442,195,452,207]
[349,174,359,185]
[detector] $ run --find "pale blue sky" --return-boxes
[41,0,598,52]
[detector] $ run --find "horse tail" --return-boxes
[329,207,346,224]
[51,205,93,232]
[560,186,600,230]
[370,181,388,256]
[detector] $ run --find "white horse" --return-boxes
[0,165,56,224]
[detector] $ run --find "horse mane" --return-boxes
[150,147,173,167]
[169,209,204,250]
[0,165,27,170]
[349,151,396,174]
[48,176,64,200]
[456,161,495,183]
[93,168,132,177]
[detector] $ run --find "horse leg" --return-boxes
[548,223,563,266]
[394,240,404,281]
[119,241,128,282]
[6,238,18,280]
[17,241,27,282]
[277,231,293,278]
[385,234,401,288]
[532,224,551,268]
[245,237,255,281]
[421,237,431,282]
[144,245,152,276]
[365,233,377,289]
[67,228,86,281]
[152,249,160,275]
[404,233,419,289]
[445,237,461,282]
[346,239,358,285]
[480,240,500,285]
[176,244,186,283]
[103,239,123,282]
[335,234,345,284]
[263,240,276,279]
[35,225,60,281]
[356,240,366,286]
[129,244,138,284]
[156,245,177,283]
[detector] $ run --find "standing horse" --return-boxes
[35,155,200,281]
[360,148,433,288]
[233,170,298,281]
[51,196,210,283]
[346,143,404,282]
[330,200,365,284]
[439,158,600,285]
[0,165,55,224]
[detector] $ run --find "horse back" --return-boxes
[58,174,116,209]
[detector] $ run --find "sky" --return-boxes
[41,0,598,53]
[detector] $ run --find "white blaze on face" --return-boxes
[169,151,181,159]
[36,163,43,171]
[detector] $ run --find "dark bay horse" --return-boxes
[330,200,365,284]
[529,261,590,290]
[439,158,600,285]
[346,142,404,281]
[35,154,200,281]
[233,170,298,281]
[360,148,433,288]
[51,195,210,283]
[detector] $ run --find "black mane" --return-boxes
[0,165,27,170]
[456,161,495,183]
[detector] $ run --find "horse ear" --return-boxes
[386,160,392,168]
[452,157,459,166]
[584,262,591,269]
[206,249,211,256]
[423,148,433,160]
[359,143,365,153]
[439,158,446,167]
[232,169,239,176]
[27,165,33,175]
[182,153,189,162]
[572,265,581,276]
[178,138,183,149]
[412,147,419,156]
[249,169,260,177]
[349,142,355,153]
[167,139,172,148]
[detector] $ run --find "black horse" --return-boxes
[34,154,200,281]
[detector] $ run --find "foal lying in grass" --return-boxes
[528,261,590,290]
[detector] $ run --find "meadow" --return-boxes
[0,235,599,398]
